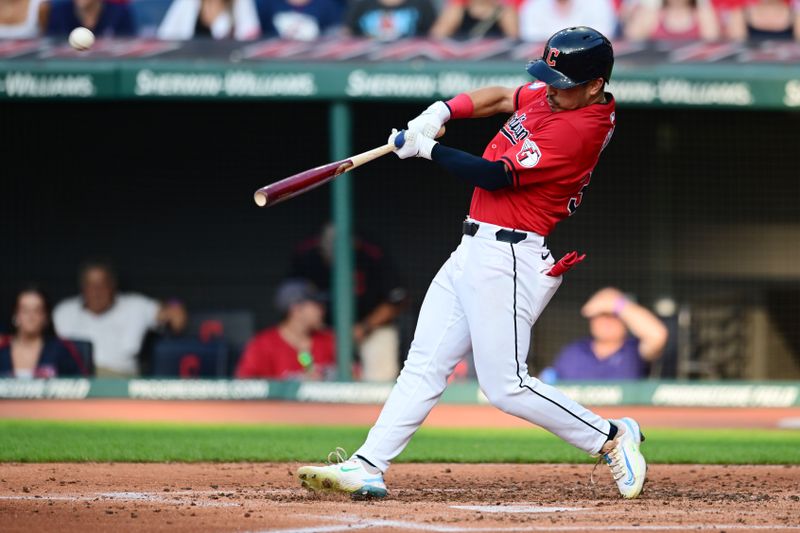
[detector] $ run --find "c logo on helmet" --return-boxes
[546,48,560,67]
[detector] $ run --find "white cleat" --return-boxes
[597,417,647,499]
[297,448,387,500]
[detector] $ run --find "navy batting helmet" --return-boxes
[526,27,614,90]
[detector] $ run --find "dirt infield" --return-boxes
[3,400,800,428]
[2,462,799,532]
[3,402,800,531]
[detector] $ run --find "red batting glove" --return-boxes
[546,251,586,277]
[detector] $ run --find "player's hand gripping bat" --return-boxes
[253,127,444,208]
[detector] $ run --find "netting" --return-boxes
[1,101,798,378]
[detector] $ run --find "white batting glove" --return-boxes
[389,128,437,160]
[407,101,451,139]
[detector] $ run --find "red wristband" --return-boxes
[445,93,474,120]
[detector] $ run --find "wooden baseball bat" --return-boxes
[253,143,394,208]
[253,126,444,208]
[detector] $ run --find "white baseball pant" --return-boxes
[355,219,612,472]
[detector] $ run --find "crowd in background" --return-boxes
[1,223,669,382]
[0,0,798,42]
[1,264,668,383]
[1,224,420,382]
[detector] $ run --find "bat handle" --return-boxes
[393,130,406,149]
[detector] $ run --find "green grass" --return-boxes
[1,419,798,464]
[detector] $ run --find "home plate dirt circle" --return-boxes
[2,463,799,532]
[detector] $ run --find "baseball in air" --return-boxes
[68,27,95,51]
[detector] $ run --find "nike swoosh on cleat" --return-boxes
[340,466,361,472]
[621,448,635,486]
[541,252,550,260]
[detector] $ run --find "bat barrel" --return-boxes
[253,159,353,208]
[252,141,397,208]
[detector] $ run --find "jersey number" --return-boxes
[567,173,592,215]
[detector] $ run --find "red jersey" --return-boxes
[469,82,616,236]
[235,327,335,379]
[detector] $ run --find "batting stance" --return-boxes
[298,27,647,500]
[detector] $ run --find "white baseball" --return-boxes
[68,27,95,51]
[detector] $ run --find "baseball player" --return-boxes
[298,27,647,500]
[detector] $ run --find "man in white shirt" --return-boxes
[519,0,616,42]
[53,260,187,377]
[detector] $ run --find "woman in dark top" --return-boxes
[0,286,88,378]
[46,0,135,37]
[723,0,799,41]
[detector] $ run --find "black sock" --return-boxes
[606,421,619,441]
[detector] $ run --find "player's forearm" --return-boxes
[448,87,516,118]
[431,144,512,190]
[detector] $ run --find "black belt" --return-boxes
[463,221,527,244]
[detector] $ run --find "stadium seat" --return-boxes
[151,337,228,378]
[187,310,255,373]
[61,338,95,376]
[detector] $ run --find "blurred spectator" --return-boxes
[158,0,260,40]
[1,286,88,378]
[615,0,641,29]
[518,0,616,42]
[345,0,436,40]
[0,0,49,38]
[46,0,135,37]
[624,0,720,41]
[290,223,409,381]
[430,0,518,38]
[255,0,342,40]
[541,287,668,381]
[721,0,798,41]
[53,259,187,377]
[235,279,335,379]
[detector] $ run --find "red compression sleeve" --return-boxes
[445,93,474,119]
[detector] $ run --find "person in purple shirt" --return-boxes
[46,0,136,37]
[542,287,668,382]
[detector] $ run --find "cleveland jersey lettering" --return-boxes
[470,83,616,236]
[500,113,530,145]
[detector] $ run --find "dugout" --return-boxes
[1,39,799,380]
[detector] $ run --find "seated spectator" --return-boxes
[1,286,88,378]
[53,259,187,377]
[615,0,641,29]
[0,0,49,38]
[255,0,342,40]
[430,0,518,39]
[235,279,335,380]
[290,223,409,382]
[158,0,260,40]
[46,0,135,37]
[541,287,668,381]
[345,0,436,40]
[624,0,720,41]
[721,0,798,41]
[518,0,616,42]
